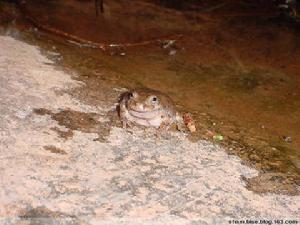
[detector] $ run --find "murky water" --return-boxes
[1,0,299,194]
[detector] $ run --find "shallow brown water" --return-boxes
[1,0,299,194]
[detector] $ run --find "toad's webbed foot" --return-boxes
[121,118,133,129]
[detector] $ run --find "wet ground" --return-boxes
[0,0,299,195]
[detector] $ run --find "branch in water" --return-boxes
[95,0,104,17]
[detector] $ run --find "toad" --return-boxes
[118,88,184,131]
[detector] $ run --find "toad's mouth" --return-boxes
[128,109,162,120]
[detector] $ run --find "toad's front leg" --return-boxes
[156,121,172,139]
[118,101,132,129]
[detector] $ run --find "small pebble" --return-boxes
[213,134,224,141]
[282,136,292,143]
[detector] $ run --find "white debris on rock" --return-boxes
[0,35,299,225]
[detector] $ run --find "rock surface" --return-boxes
[0,35,299,224]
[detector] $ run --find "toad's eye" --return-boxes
[151,96,158,103]
[128,92,133,98]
